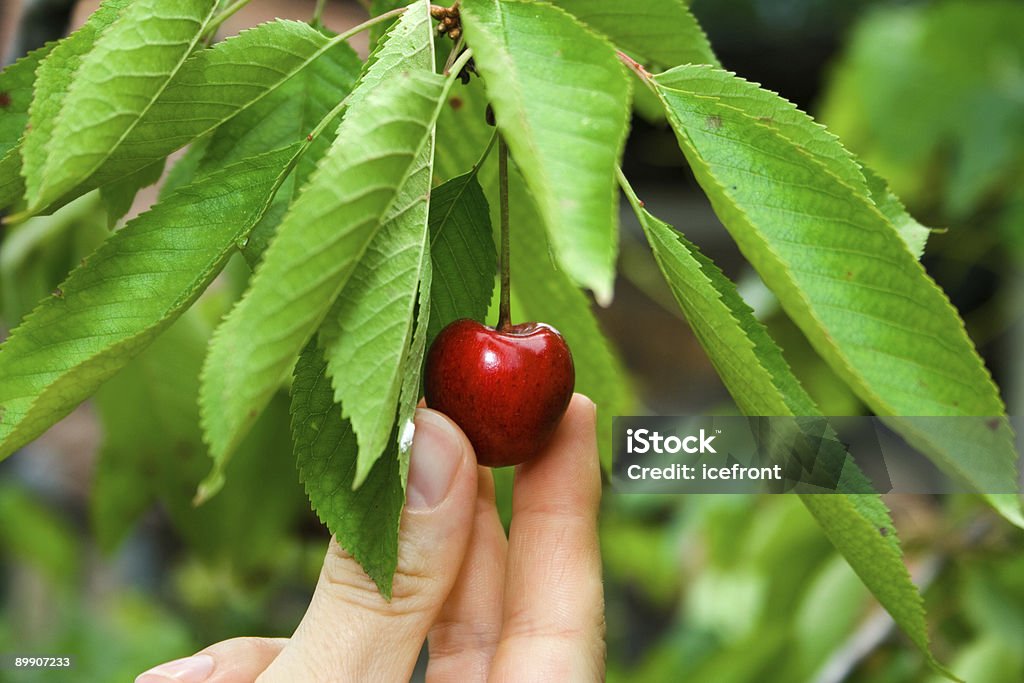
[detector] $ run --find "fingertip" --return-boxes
[137,638,286,683]
[407,408,475,512]
[520,392,599,476]
[570,392,596,414]
[414,407,472,455]
[511,394,601,523]
[564,392,597,430]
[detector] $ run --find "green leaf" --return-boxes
[318,137,435,484]
[316,3,438,484]
[426,172,496,341]
[291,344,404,598]
[656,62,935,259]
[636,202,808,417]
[552,0,718,68]
[630,194,956,679]
[0,43,54,157]
[801,495,960,681]
[199,2,449,495]
[652,65,1021,525]
[656,65,867,193]
[461,0,631,303]
[18,18,361,217]
[4,0,131,211]
[191,26,361,178]
[347,0,435,113]
[634,196,869,489]
[23,0,218,213]
[395,261,432,484]
[0,153,25,211]
[184,24,362,264]
[0,145,298,460]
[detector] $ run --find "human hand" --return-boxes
[135,393,604,682]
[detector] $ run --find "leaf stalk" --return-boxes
[616,50,655,89]
[204,0,254,39]
[312,0,328,26]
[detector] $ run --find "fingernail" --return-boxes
[407,409,462,511]
[135,654,214,682]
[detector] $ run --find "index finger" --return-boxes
[489,393,605,682]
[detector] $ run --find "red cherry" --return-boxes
[424,318,575,467]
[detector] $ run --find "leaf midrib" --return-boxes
[654,79,1003,418]
[37,2,219,210]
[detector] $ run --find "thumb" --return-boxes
[258,409,478,682]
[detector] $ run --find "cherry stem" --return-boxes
[204,0,254,39]
[497,135,512,330]
[312,0,328,25]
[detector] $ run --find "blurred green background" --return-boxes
[1,1,1022,681]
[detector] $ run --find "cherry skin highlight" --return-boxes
[424,318,575,467]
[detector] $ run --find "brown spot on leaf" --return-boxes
[0,92,10,108]
[706,115,722,130]
[879,526,889,536]
[52,288,63,298]
[449,96,463,110]
[987,418,1000,431]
